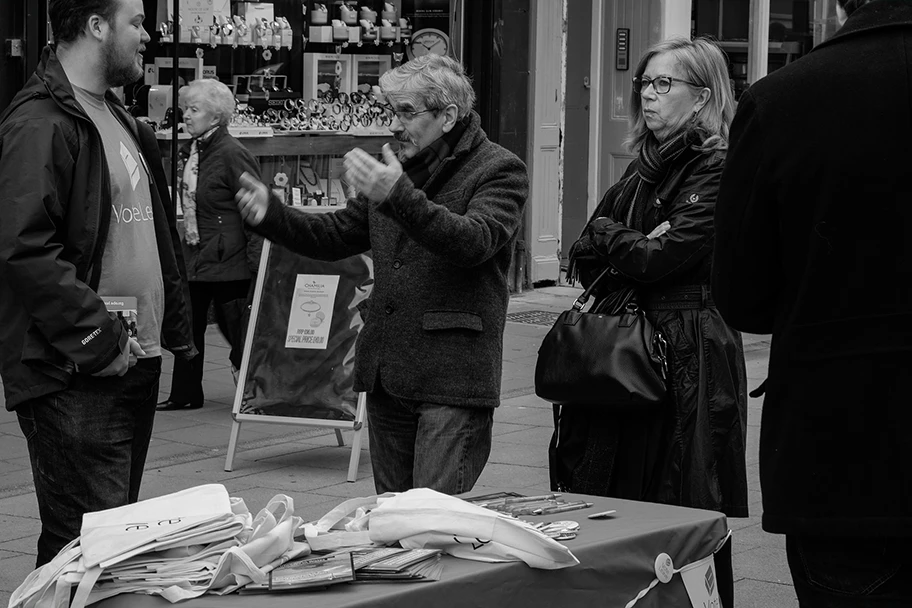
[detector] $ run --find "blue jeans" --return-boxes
[367,387,494,494]
[787,535,911,607]
[17,357,161,567]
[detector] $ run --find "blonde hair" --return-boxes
[178,79,236,127]
[625,37,734,154]
[379,54,476,119]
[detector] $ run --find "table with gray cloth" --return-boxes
[98,491,730,608]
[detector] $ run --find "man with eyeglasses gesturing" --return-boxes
[236,54,528,495]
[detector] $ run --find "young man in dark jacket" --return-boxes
[0,0,195,566]
[713,0,912,604]
[237,54,529,495]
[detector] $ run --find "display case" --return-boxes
[302,53,354,100]
[157,132,393,208]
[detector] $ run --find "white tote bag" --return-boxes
[308,488,578,570]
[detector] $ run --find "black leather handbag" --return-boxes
[534,267,668,411]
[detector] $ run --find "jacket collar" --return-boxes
[3,45,132,129]
[180,124,228,158]
[40,46,127,116]
[450,110,487,159]
[419,110,487,194]
[814,0,912,53]
[196,124,229,151]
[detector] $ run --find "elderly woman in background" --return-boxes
[553,38,748,517]
[157,79,262,411]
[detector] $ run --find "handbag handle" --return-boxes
[571,266,614,311]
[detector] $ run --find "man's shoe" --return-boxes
[156,400,203,411]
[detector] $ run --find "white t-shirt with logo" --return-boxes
[73,86,164,358]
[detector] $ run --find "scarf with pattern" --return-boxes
[566,128,702,284]
[401,116,469,191]
[180,125,219,246]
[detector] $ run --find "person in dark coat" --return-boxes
[236,54,528,495]
[713,0,912,604]
[557,37,748,517]
[157,78,263,411]
[0,0,195,566]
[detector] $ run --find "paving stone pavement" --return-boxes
[0,285,791,606]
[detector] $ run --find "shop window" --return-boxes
[692,0,840,100]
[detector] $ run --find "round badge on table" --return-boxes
[654,553,674,584]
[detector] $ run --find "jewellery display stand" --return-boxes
[225,214,373,481]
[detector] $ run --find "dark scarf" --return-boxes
[401,116,469,191]
[566,128,702,284]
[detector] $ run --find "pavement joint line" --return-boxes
[500,386,536,399]
[740,578,795,587]
[144,427,338,468]
[0,427,339,500]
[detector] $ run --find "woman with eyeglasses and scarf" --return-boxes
[553,38,748,523]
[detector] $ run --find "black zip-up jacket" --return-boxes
[0,46,195,410]
[176,125,263,282]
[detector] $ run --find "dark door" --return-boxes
[561,0,593,270]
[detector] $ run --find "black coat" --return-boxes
[713,0,912,536]
[177,126,263,282]
[0,47,195,410]
[567,147,749,517]
[256,112,528,408]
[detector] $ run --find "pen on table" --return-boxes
[501,493,562,505]
[535,501,593,515]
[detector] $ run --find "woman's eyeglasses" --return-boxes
[632,75,703,95]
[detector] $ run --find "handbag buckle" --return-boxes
[654,332,668,379]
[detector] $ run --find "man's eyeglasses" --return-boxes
[632,75,703,95]
[379,103,439,122]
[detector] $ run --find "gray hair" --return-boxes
[379,55,476,119]
[178,79,236,127]
[626,37,735,154]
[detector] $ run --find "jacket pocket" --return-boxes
[422,310,484,332]
[432,190,467,212]
[20,322,76,379]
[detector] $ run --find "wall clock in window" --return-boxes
[406,28,450,60]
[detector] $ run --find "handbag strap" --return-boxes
[571,266,614,311]
[572,266,637,315]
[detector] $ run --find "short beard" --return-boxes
[101,36,140,88]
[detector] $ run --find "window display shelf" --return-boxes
[157,133,393,158]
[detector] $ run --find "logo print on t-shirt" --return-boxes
[120,141,141,191]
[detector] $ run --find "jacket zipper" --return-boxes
[43,80,112,288]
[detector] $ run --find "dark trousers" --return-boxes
[17,357,161,567]
[169,279,249,405]
[366,385,494,495]
[787,535,912,607]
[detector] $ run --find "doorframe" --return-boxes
[586,0,693,218]
[525,0,565,285]
[587,0,606,217]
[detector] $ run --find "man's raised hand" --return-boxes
[236,172,270,226]
[343,144,403,203]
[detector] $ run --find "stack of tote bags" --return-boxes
[9,484,309,608]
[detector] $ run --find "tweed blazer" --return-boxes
[257,111,529,408]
